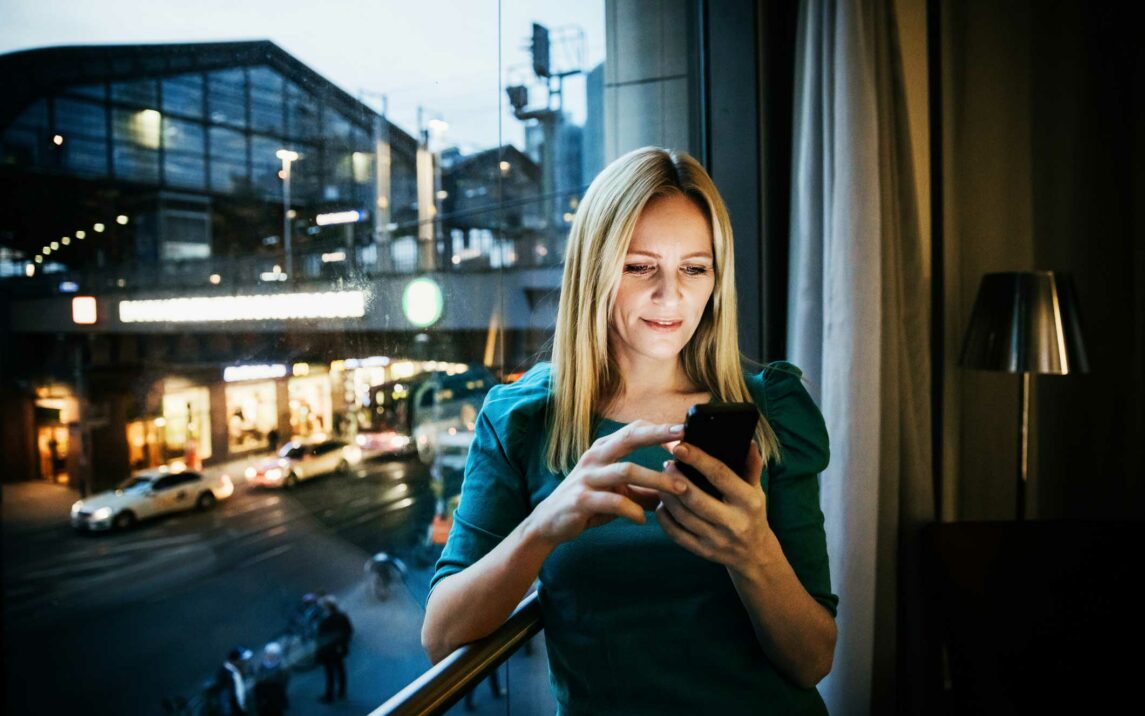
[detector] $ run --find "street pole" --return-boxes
[276,149,299,278]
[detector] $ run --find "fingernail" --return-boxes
[675,480,687,493]
[674,444,689,457]
[662,460,672,470]
[669,424,684,435]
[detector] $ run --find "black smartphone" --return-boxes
[674,402,760,497]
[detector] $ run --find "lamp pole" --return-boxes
[276,149,299,278]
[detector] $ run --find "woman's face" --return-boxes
[609,193,715,369]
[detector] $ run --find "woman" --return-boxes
[422,147,837,713]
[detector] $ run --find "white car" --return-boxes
[245,439,362,488]
[71,469,235,531]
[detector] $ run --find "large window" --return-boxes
[0,3,713,715]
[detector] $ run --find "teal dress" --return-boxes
[431,361,837,715]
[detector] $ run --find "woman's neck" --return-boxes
[611,354,697,399]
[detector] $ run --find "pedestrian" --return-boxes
[267,427,280,452]
[253,642,290,716]
[216,648,248,715]
[315,595,353,704]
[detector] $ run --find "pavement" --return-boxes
[2,466,556,716]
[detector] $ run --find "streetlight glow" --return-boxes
[75,230,86,239]
[116,215,129,225]
[94,223,105,233]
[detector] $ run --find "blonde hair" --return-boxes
[546,146,780,473]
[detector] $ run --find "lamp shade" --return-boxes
[959,271,1089,374]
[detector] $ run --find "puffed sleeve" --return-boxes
[755,361,838,618]
[429,403,532,595]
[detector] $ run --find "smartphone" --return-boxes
[674,402,760,497]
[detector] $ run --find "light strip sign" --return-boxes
[224,364,288,382]
[119,291,367,323]
[316,210,362,226]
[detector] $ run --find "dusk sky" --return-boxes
[0,0,605,152]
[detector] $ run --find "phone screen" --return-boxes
[675,402,759,497]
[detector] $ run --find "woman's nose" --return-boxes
[652,270,682,304]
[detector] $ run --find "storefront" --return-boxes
[225,381,278,454]
[33,385,78,484]
[288,370,333,440]
[161,383,212,466]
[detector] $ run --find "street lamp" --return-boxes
[276,149,300,278]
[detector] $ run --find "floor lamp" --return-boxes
[958,271,1089,520]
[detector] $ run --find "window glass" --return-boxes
[162,73,205,118]
[249,65,285,135]
[207,68,247,128]
[208,125,248,192]
[0,3,705,715]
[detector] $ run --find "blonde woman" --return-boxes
[423,147,837,713]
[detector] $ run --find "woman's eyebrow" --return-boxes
[626,250,713,260]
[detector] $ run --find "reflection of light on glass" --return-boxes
[402,277,443,327]
[224,364,288,382]
[351,152,372,183]
[133,109,162,149]
[321,251,346,263]
[316,210,361,226]
[209,274,221,285]
[499,160,510,173]
[120,291,368,323]
[53,134,64,146]
[72,296,97,325]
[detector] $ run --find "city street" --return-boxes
[2,456,553,715]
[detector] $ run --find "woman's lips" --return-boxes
[642,318,683,331]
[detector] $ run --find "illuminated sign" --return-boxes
[119,291,367,323]
[316,210,362,226]
[402,278,443,327]
[224,364,288,382]
[72,296,97,325]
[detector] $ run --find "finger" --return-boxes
[662,461,731,523]
[659,491,716,536]
[576,490,647,525]
[672,442,752,502]
[743,441,765,488]
[589,420,684,464]
[623,485,664,512]
[586,461,686,496]
[655,504,712,561]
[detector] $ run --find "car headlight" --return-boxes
[265,467,283,481]
[91,507,113,522]
[71,501,84,517]
[244,466,256,479]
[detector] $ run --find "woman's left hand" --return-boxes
[653,441,772,574]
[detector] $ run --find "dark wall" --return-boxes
[944,0,1143,520]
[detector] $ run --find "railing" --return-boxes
[371,591,543,716]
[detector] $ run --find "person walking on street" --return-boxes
[216,648,248,715]
[316,596,353,704]
[253,641,290,716]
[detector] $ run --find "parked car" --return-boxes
[245,439,361,488]
[71,468,234,531]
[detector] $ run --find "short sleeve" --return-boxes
[757,361,838,618]
[429,408,532,595]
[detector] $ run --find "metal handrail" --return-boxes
[371,591,543,716]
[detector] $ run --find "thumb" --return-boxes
[742,441,765,487]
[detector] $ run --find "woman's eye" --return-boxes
[624,264,654,275]
[682,265,710,276]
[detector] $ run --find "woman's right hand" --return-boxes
[525,420,689,547]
